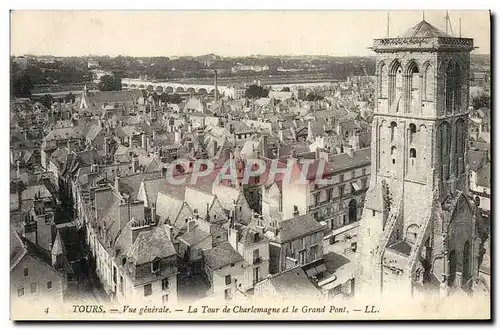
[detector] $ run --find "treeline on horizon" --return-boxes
[10,53,489,98]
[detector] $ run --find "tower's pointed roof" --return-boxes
[399,20,450,38]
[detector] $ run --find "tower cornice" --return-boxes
[372,37,474,53]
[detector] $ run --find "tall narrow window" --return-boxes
[391,146,397,165]
[454,63,462,112]
[439,122,452,180]
[408,62,420,113]
[409,124,417,144]
[455,118,466,175]
[423,63,434,101]
[445,62,455,114]
[389,61,403,111]
[380,63,388,98]
[390,122,397,142]
[410,148,417,158]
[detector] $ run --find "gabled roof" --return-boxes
[268,266,320,299]
[179,226,211,246]
[203,241,243,269]
[399,20,450,38]
[276,214,323,243]
[126,226,177,265]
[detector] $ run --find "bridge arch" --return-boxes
[130,84,137,88]
[147,85,154,91]
[122,83,128,88]
[176,87,185,93]
[165,86,174,94]
[198,88,207,95]
[187,87,195,94]
[155,86,164,93]
[138,84,145,89]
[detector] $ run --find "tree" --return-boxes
[305,92,324,101]
[159,93,169,103]
[40,94,54,108]
[152,92,160,102]
[65,92,75,103]
[245,85,269,99]
[167,93,182,104]
[11,61,33,98]
[97,75,122,91]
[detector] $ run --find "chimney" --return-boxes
[132,156,139,173]
[174,129,181,143]
[260,135,268,158]
[349,130,360,150]
[150,202,156,224]
[336,123,342,135]
[166,224,174,242]
[141,133,147,151]
[285,256,298,270]
[307,120,313,142]
[214,70,219,103]
[228,227,239,252]
[290,126,297,141]
[187,218,196,232]
[131,219,150,244]
[346,146,354,158]
[115,175,120,193]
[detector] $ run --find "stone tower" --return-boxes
[357,20,479,298]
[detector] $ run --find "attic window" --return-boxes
[151,259,161,273]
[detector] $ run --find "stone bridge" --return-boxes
[121,78,228,95]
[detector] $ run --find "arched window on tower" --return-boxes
[408,62,420,113]
[454,63,462,112]
[445,62,455,114]
[439,122,452,180]
[409,148,417,166]
[423,63,434,101]
[389,61,403,112]
[455,118,466,175]
[391,146,397,165]
[390,122,397,142]
[409,123,417,144]
[379,63,388,98]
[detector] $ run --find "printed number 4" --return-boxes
[45,308,49,314]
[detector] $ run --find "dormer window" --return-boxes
[151,259,161,273]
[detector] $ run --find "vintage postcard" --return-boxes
[9,10,491,320]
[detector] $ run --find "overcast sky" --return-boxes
[10,10,490,57]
